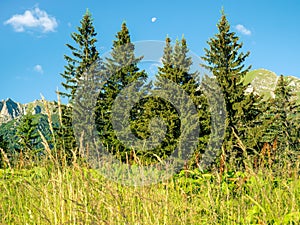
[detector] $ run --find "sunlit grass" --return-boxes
[0,162,300,224]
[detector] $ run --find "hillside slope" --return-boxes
[244,68,300,101]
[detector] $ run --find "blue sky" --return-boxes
[1,0,300,103]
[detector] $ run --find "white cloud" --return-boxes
[235,24,251,36]
[34,64,44,74]
[4,7,58,33]
[151,17,157,23]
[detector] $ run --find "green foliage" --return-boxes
[130,95,181,161]
[53,104,77,164]
[0,119,19,153]
[132,37,211,164]
[0,134,9,168]
[72,60,104,154]
[0,135,8,151]
[60,9,99,100]
[95,22,147,161]
[201,11,262,166]
[16,110,39,153]
[261,75,300,165]
[58,10,100,164]
[0,113,53,164]
[155,37,200,158]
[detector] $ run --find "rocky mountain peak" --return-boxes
[0,98,23,122]
[0,98,44,124]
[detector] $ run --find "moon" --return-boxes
[151,17,157,23]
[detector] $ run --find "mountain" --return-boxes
[0,99,58,152]
[244,68,300,101]
[0,98,44,124]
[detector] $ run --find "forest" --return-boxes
[0,9,300,224]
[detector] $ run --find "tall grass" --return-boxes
[1,162,300,224]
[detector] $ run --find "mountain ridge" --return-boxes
[0,99,45,124]
[244,68,300,100]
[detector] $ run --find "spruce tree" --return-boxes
[262,75,299,165]
[60,9,99,100]
[16,110,39,160]
[0,134,9,168]
[131,37,210,165]
[132,37,181,160]
[201,11,261,166]
[157,37,211,162]
[0,135,8,151]
[58,10,100,164]
[95,22,147,161]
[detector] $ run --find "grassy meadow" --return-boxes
[0,156,300,224]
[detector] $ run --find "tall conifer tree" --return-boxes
[16,110,39,160]
[201,11,260,166]
[157,37,211,161]
[60,9,99,100]
[96,22,147,160]
[131,37,210,165]
[58,10,100,164]
[262,75,300,164]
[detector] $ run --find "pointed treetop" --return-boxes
[220,6,224,14]
[175,37,180,45]
[60,9,99,100]
[220,6,227,17]
[181,35,186,46]
[113,22,131,47]
[83,8,92,20]
[122,21,127,29]
[218,16,229,31]
[165,36,171,43]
